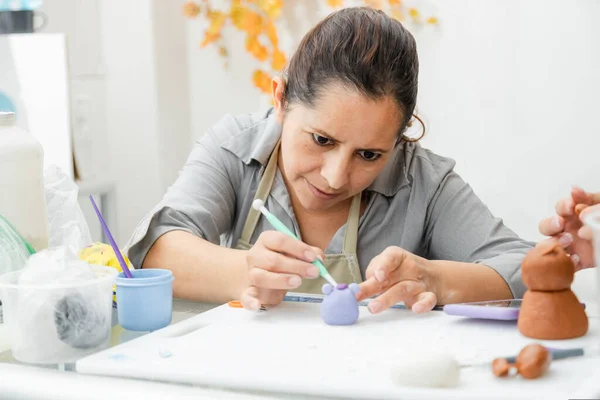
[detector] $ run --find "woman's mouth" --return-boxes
[307,181,339,200]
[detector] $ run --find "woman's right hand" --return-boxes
[240,231,324,310]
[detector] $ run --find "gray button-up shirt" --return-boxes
[125,108,534,297]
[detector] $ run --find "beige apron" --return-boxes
[235,143,363,294]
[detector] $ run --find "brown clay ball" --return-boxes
[492,358,511,377]
[515,344,551,379]
[521,240,574,291]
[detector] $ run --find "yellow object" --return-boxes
[183,1,438,95]
[79,242,134,305]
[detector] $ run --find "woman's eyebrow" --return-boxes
[307,127,390,153]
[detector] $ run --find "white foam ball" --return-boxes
[390,351,461,388]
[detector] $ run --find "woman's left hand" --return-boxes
[356,246,438,314]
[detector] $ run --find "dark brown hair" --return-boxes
[283,7,423,141]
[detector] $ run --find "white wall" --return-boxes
[186,16,265,143]
[98,0,163,244]
[41,0,193,245]
[153,0,193,189]
[414,0,600,242]
[188,1,600,244]
[99,0,193,244]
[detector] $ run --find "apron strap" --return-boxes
[239,141,281,244]
[342,193,361,254]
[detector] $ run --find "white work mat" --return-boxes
[76,302,600,400]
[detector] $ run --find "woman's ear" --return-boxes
[271,76,285,124]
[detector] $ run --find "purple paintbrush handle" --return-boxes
[89,195,133,278]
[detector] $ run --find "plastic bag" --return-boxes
[0,165,95,326]
[0,214,35,276]
[44,165,92,252]
[15,247,110,353]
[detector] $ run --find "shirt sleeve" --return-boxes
[126,127,241,269]
[423,168,535,298]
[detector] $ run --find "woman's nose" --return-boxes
[321,153,350,190]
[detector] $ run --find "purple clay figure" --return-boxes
[321,283,360,325]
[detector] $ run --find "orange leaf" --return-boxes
[271,48,286,70]
[182,1,201,18]
[427,16,438,25]
[265,20,278,47]
[252,70,265,86]
[327,0,343,7]
[200,32,220,47]
[245,36,268,62]
[254,45,269,62]
[207,11,227,36]
[243,11,263,36]
[253,69,272,93]
[259,0,283,19]
[246,35,259,53]
[231,4,247,29]
[388,0,401,5]
[408,8,419,18]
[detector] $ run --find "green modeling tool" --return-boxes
[252,199,337,286]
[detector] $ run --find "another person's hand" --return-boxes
[578,204,600,241]
[538,186,600,270]
[240,231,324,310]
[356,246,437,314]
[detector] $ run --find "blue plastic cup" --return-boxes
[115,269,174,331]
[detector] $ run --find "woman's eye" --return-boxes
[358,150,381,161]
[312,133,333,146]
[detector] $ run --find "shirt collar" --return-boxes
[367,142,414,196]
[220,109,413,197]
[220,108,281,166]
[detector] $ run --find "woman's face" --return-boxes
[273,79,402,213]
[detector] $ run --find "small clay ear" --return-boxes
[322,284,333,295]
[349,283,360,295]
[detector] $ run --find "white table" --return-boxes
[76,300,600,400]
[0,300,288,400]
[2,298,599,400]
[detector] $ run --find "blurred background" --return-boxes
[1,0,599,252]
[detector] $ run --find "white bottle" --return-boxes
[0,112,49,252]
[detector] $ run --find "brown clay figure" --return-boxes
[492,343,551,379]
[518,240,588,340]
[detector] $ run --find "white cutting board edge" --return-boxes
[75,302,600,400]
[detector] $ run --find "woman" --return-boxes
[126,7,533,314]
